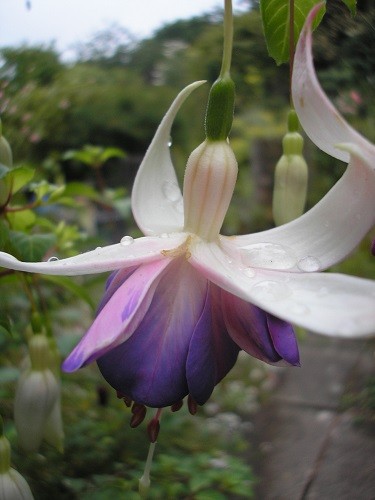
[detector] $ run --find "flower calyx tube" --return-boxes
[183,0,237,241]
[272,109,308,225]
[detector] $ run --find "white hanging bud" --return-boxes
[14,335,61,453]
[0,430,34,500]
[272,110,308,226]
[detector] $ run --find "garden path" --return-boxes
[247,334,375,500]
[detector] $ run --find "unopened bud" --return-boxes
[14,335,62,452]
[272,110,308,226]
[0,435,34,499]
[0,119,13,168]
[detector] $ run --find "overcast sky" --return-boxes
[1,0,247,59]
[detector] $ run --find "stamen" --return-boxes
[147,408,162,443]
[130,403,147,428]
[171,400,183,412]
[187,394,198,415]
[138,441,157,498]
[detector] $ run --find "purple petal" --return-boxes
[97,259,208,408]
[221,290,281,364]
[97,266,138,314]
[266,314,300,366]
[62,258,171,372]
[186,285,240,405]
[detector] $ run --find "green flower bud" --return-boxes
[205,76,235,141]
[0,436,34,499]
[0,120,13,168]
[272,113,308,226]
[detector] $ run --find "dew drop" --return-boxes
[251,280,292,301]
[120,235,134,246]
[162,181,181,202]
[160,233,169,239]
[297,255,321,272]
[240,243,296,270]
[243,267,256,278]
[48,256,59,262]
[168,136,173,147]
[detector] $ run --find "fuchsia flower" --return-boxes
[0,8,374,410]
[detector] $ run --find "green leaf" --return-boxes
[8,231,56,262]
[63,181,102,201]
[341,0,356,16]
[9,166,35,195]
[260,0,326,65]
[6,209,36,231]
[41,274,95,309]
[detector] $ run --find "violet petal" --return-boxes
[267,314,300,366]
[97,259,207,408]
[62,259,170,372]
[186,285,240,405]
[222,290,281,363]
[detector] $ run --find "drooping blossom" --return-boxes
[0,8,374,411]
[0,431,34,499]
[14,335,63,452]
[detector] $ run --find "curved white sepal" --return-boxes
[0,234,187,275]
[132,81,206,236]
[292,4,372,163]
[189,241,375,337]
[229,147,375,271]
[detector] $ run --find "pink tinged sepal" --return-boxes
[97,259,209,408]
[62,258,172,372]
[292,3,374,163]
[229,144,375,271]
[0,233,186,275]
[189,241,375,338]
[131,81,206,236]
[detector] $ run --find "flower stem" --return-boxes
[219,0,233,78]
[289,0,295,108]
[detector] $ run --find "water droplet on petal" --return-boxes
[120,235,134,246]
[48,256,59,262]
[240,243,296,270]
[168,136,173,147]
[297,256,321,272]
[251,280,292,301]
[243,267,256,278]
[160,233,169,239]
[162,180,181,202]
[95,246,102,254]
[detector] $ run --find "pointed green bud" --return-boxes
[0,435,11,473]
[272,112,308,226]
[0,428,34,498]
[0,120,13,168]
[205,76,235,141]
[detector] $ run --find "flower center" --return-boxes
[182,139,238,241]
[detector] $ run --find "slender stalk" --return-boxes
[219,0,233,77]
[289,0,295,107]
